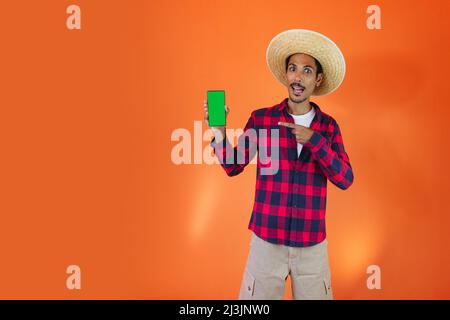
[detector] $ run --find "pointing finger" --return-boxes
[278,121,295,128]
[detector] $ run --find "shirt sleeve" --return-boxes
[210,111,257,177]
[303,119,354,190]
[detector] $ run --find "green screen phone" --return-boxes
[207,90,226,126]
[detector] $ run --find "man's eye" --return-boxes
[305,68,311,73]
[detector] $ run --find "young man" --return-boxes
[203,29,354,299]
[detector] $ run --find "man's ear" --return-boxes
[315,73,324,87]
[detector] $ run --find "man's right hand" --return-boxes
[203,99,230,143]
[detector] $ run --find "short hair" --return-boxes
[285,53,323,77]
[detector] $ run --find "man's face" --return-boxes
[286,53,323,103]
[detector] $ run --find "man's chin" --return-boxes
[289,93,308,103]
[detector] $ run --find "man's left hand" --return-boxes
[278,121,314,145]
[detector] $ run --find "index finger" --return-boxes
[278,121,295,128]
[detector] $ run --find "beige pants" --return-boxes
[238,232,333,300]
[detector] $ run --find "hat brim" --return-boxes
[266,29,346,96]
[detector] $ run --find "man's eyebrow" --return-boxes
[288,63,315,69]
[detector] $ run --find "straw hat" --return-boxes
[266,29,346,96]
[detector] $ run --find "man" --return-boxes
[203,29,354,300]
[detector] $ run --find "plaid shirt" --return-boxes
[210,97,354,247]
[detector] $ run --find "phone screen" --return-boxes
[207,90,226,126]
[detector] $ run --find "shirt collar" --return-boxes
[277,97,323,124]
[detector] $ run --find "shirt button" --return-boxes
[247,286,251,291]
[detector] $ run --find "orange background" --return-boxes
[0,0,449,299]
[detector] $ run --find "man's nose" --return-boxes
[294,71,303,82]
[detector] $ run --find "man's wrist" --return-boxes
[212,127,226,143]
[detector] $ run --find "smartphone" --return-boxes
[207,90,226,126]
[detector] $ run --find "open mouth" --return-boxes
[291,83,304,96]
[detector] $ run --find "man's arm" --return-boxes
[303,120,354,190]
[278,119,354,189]
[210,112,258,177]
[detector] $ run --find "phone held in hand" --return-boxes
[207,90,226,127]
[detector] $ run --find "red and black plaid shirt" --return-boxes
[210,97,354,247]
